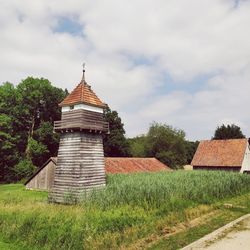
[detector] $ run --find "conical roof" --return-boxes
[59,81,106,108]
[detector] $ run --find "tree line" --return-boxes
[0,77,246,183]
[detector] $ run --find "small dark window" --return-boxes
[70,105,74,110]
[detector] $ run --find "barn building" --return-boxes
[191,139,250,172]
[25,157,171,191]
[49,67,109,204]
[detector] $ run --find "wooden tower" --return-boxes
[49,66,109,204]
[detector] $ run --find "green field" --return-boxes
[1,171,250,249]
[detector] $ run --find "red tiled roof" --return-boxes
[191,139,248,167]
[105,157,171,173]
[59,81,106,108]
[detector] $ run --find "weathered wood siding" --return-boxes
[26,161,56,190]
[54,109,109,133]
[49,132,106,204]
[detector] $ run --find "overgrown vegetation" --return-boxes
[1,171,250,249]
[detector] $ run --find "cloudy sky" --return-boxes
[0,0,250,140]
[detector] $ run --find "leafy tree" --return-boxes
[0,83,20,182]
[26,138,48,167]
[128,136,147,157]
[0,77,67,182]
[103,106,130,157]
[13,159,36,181]
[213,124,245,140]
[128,123,198,168]
[33,121,60,157]
[14,77,66,163]
[0,82,17,115]
[15,77,65,139]
[0,114,19,182]
[145,122,187,169]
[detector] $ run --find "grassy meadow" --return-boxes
[1,171,250,249]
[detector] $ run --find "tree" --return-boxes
[103,106,130,157]
[128,135,147,157]
[213,124,245,140]
[15,77,65,143]
[0,77,67,182]
[184,140,199,164]
[26,138,48,167]
[33,121,60,157]
[0,114,19,182]
[128,123,197,168]
[13,159,36,181]
[0,83,20,182]
[145,122,187,169]
[14,77,66,165]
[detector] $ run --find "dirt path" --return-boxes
[182,214,250,250]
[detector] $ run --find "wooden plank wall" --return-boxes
[61,109,104,120]
[49,132,106,204]
[26,161,56,190]
[54,109,109,132]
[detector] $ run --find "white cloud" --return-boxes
[0,0,250,140]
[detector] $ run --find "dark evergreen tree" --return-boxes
[213,124,245,140]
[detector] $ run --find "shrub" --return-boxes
[13,159,36,181]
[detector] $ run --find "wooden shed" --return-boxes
[25,157,57,191]
[191,139,250,172]
[25,157,170,191]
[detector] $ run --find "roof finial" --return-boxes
[82,63,86,82]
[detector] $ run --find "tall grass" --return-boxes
[1,171,250,249]
[84,171,250,210]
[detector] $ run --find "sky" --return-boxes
[0,0,250,140]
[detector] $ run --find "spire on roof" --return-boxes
[81,63,86,83]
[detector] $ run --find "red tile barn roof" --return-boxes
[59,82,106,108]
[191,139,248,167]
[105,157,171,173]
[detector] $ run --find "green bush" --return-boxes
[13,159,36,181]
